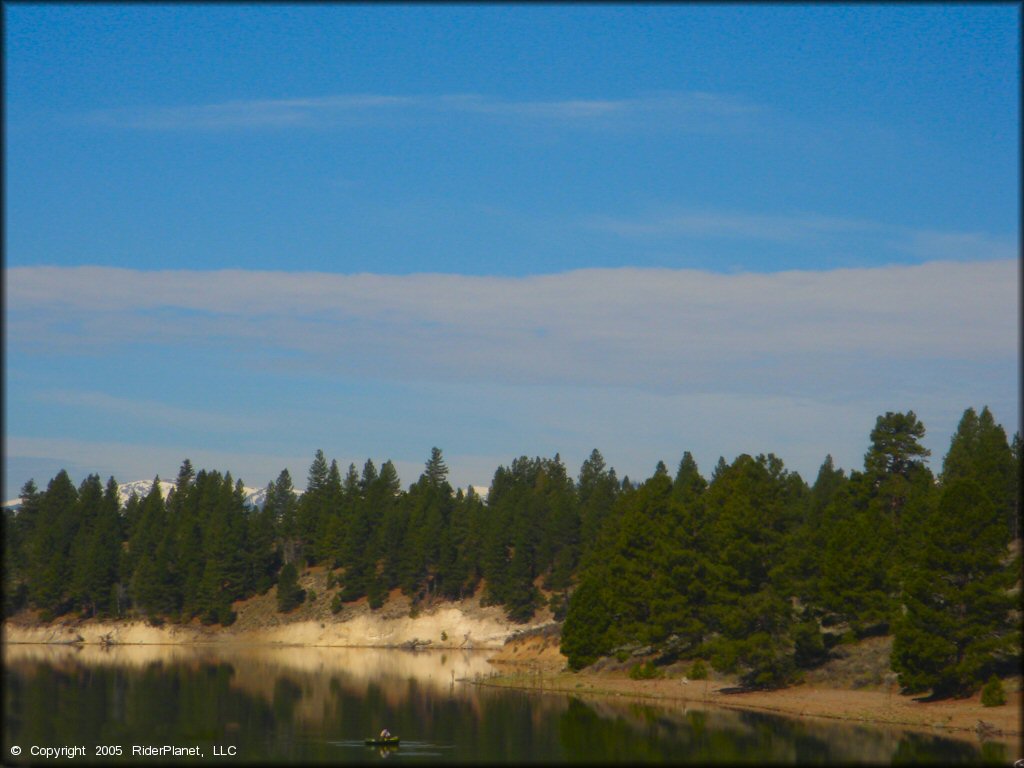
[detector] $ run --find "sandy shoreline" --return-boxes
[476,666,1023,748]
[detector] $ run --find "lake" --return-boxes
[2,644,1008,764]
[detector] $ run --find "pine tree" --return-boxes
[942,407,1017,539]
[424,447,449,488]
[821,412,936,636]
[130,479,178,617]
[578,449,619,558]
[29,470,79,614]
[315,459,345,564]
[269,469,300,565]
[541,458,581,592]
[785,455,846,607]
[892,479,1019,695]
[562,463,708,668]
[865,411,931,479]
[338,459,383,603]
[297,450,331,564]
[819,474,896,633]
[69,475,109,616]
[377,461,409,590]
[672,451,707,507]
[246,488,280,595]
[561,573,616,670]
[171,460,204,617]
[3,480,40,615]
[702,455,804,687]
[195,472,248,624]
[864,411,932,520]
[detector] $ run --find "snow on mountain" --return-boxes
[4,480,271,512]
[116,479,179,507]
[4,480,485,511]
[117,478,270,509]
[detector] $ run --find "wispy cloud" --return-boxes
[583,209,879,243]
[34,389,258,433]
[582,208,1020,263]
[899,230,1019,262]
[81,91,761,132]
[7,260,1017,396]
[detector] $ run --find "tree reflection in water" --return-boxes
[3,645,1008,764]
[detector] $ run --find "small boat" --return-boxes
[364,736,400,747]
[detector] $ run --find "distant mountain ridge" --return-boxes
[114,479,277,510]
[3,479,288,512]
[4,479,489,511]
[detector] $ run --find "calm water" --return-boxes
[2,644,1009,765]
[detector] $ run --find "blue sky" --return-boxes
[4,4,1020,500]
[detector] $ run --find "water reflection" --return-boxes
[3,644,1008,764]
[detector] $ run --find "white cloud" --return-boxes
[80,91,760,132]
[582,209,1020,269]
[33,389,259,433]
[584,210,878,243]
[7,261,1016,388]
[899,230,1018,262]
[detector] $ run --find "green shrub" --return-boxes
[981,676,1006,707]
[330,594,343,614]
[629,661,662,680]
[441,630,448,642]
[689,660,708,680]
[615,650,629,663]
[307,590,317,603]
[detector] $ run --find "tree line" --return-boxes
[4,406,1020,696]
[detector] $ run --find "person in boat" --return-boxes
[379,728,391,739]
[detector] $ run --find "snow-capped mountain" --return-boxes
[3,479,275,512]
[115,479,179,507]
[4,480,485,511]
[116,478,271,509]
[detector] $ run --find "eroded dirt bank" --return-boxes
[2,583,554,650]
[2,607,545,650]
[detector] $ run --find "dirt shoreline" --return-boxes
[476,666,1023,749]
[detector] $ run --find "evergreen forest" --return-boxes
[4,407,1020,696]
